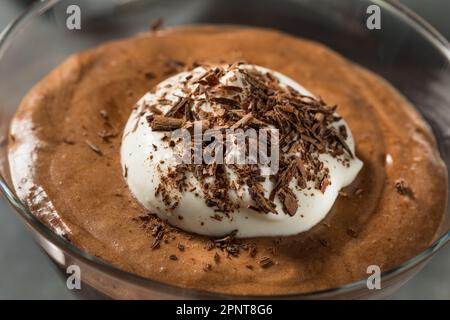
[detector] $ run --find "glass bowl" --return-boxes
[0,0,449,299]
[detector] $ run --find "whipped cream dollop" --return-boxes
[121,64,363,238]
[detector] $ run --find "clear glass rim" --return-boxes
[0,0,449,299]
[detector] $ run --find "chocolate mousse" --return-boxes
[7,26,447,295]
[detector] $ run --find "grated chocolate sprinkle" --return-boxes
[140,62,353,217]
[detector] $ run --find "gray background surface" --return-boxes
[0,0,449,299]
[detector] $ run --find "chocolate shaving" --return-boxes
[248,182,277,214]
[166,96,191,117]
[162,56,185,74]
[99,109,108,120]
[142,62,355,218]
[151,222,166,249]
[220,85,243,93]
[395,179,415,199]
[148,104,162,115]
[98,129,118,142]
[279,188,298,216]
[209,230,246,257]
[249,244,257,258]
[203,263,212,272]
[319,239,329,248]
[231,113,253,129]
[63,138,75,145]
[144,71,156,80]
[320,176,330,193]
[338,191,348,197]
[347,228,358,238]
[211,97,241,109]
